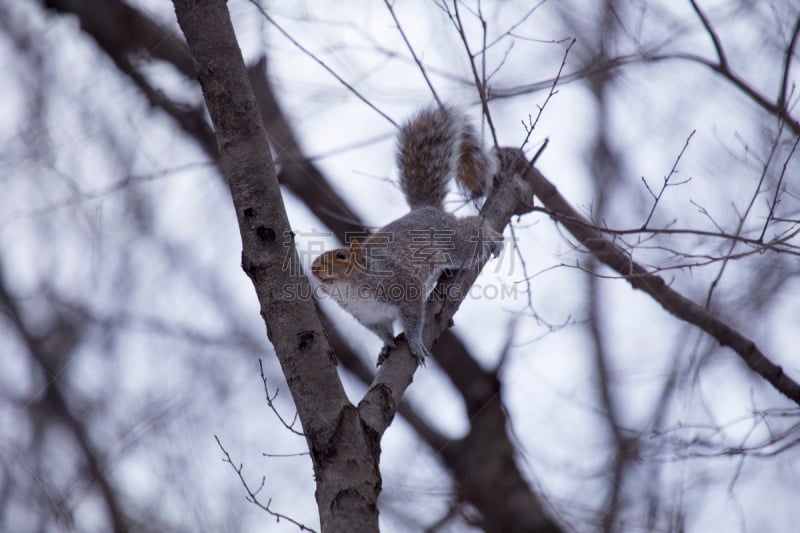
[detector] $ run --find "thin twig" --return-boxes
[689,198,725,233]
[519,38,575,151]
[448,0,499,147]
[704,120,784,308]
[641,130,695,229]
[247,0,398,128]
[507,223,538,317]
[647,52,800,135]
[759,134,800,242]
[214,436,317,532]
[478,0,488,110]
[259,359,305,436]
[505,148,800,404]
[483,1,547,50]
[530,204,800,253]
[530,137,549,165]
[778,15,800,110]
[688,0,727,69]
[492,45,800,136]
[382,0,442,107]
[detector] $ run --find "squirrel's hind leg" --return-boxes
[366,321,396,349]
[366,321,398,367]
[399,299,432,365]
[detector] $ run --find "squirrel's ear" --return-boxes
[349,239,364,255]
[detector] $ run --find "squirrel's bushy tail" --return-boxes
[397,106,494,211]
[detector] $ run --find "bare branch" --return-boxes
[705,121,784,308]
[641,130,696,229]
[246,0,398,128]
[258,360,305,436]
[214,436,317,532]
[382,0,442,107]
[759,132,800,242]
[484,1,548,50]
[494,48,800,135]
[171,3,380,530]
[646,52,800,135]
[688,0,728,70]
[445,0,499,147]
[519,38,576,151]
[778,14,800,110]
[528,205,800,255]
[499,148,800,405]
[356,142,566,532]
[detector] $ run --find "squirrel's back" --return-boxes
[397,106,494,211]
[312,105,502,364]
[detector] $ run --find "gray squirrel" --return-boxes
[311,106,503,365]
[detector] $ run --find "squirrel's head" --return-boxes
[310,240,365,287]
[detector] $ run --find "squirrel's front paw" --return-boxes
[377,344,393,366]
[406,336,431,367]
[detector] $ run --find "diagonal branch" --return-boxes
[497,148,800,405]
[688,0,727,70]
[358,144,563,532]
[44,0,367,241]
[778,14,800,110]
[214,435,317,532]
[446,0,499,146]
[650,52,800,134]
[246,0,398,128]
[383,0,442,107]
[357,143,544,436]
[44,0,195,78]
[171,2,380,531]
[172,0,347,432]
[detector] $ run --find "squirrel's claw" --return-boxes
[377,344,393,367]
[376,340,427,367]
[407,337,431,367]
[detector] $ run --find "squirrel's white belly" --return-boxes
[339,294,400,327]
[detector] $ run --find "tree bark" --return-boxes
[170,1,381,530]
